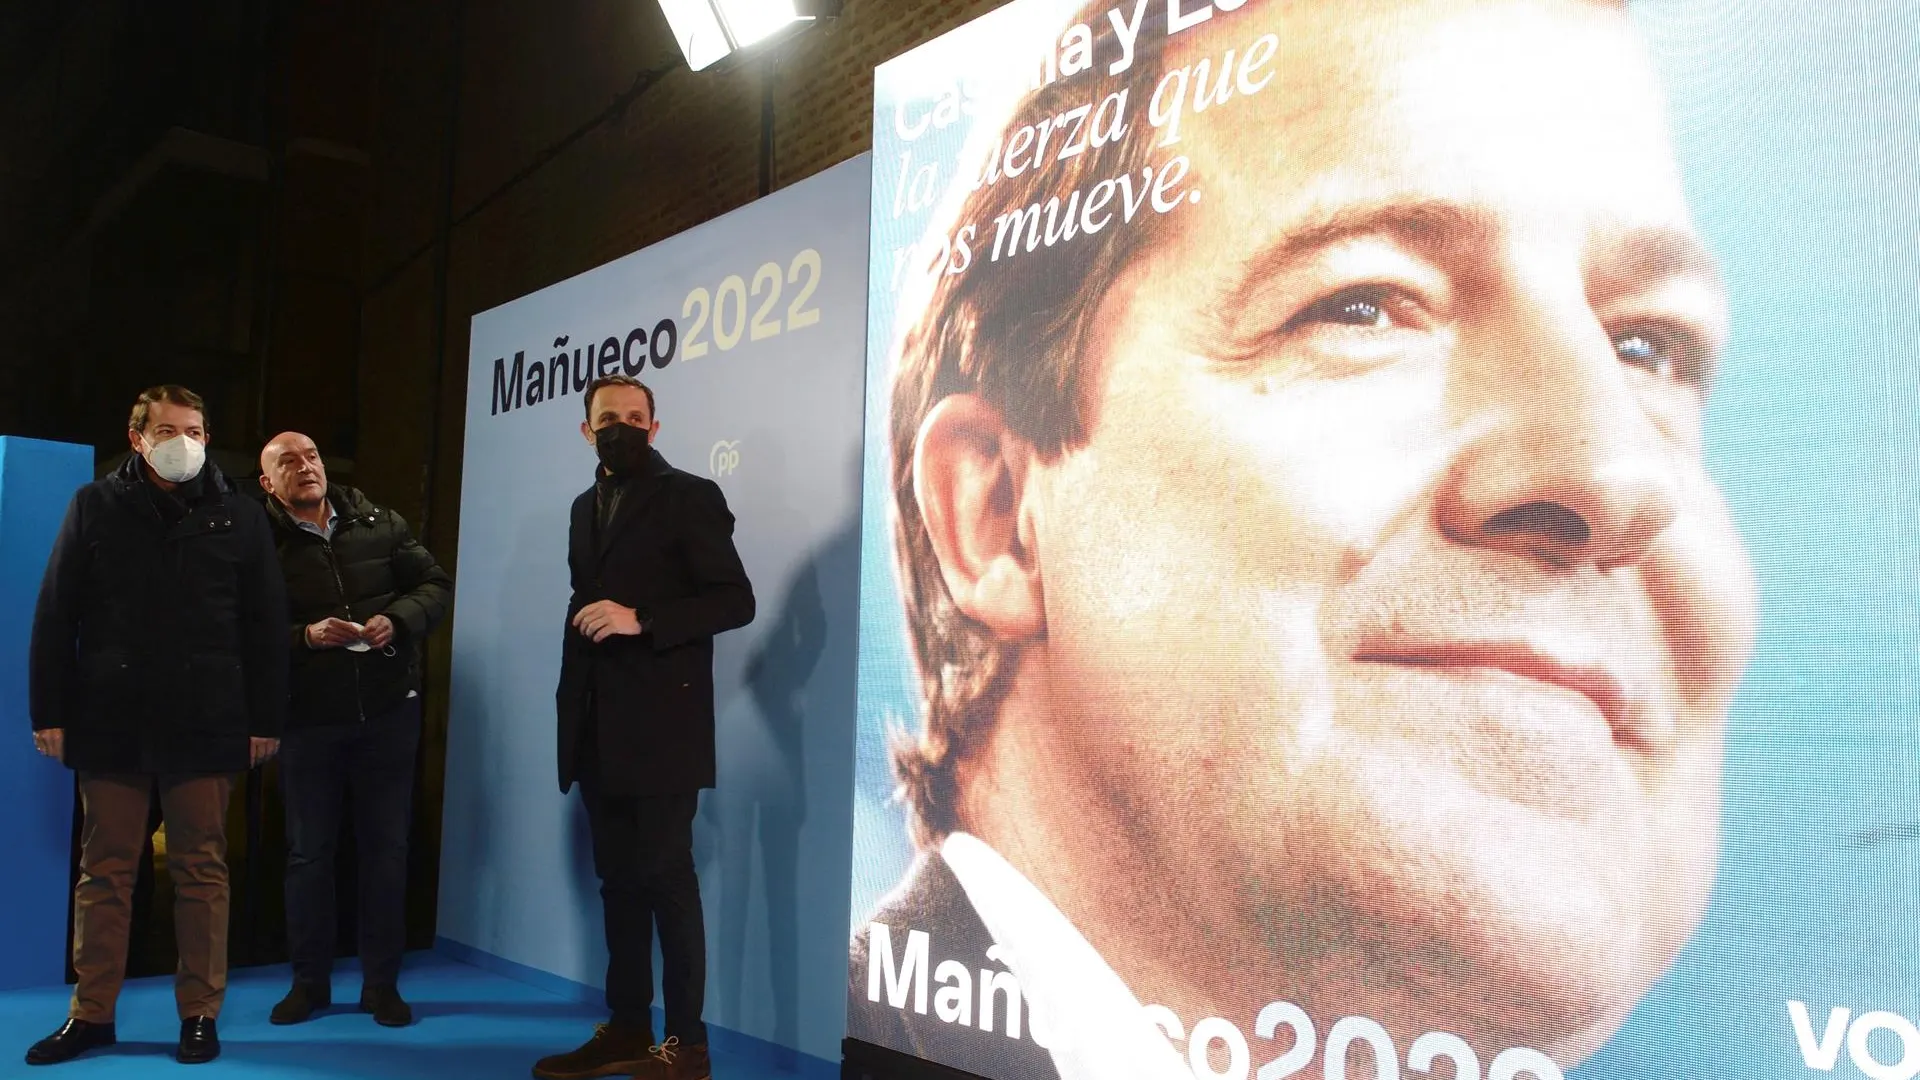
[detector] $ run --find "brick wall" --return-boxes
[358,0,1010,524]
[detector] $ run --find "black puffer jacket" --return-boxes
[29,456,290,775]
[263,485,452,729]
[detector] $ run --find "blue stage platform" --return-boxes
[0,950,834,1079]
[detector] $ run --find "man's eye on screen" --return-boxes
[1293,285,1413,331]
[1612,323,1711,387]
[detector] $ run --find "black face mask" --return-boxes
[593,423,650,477]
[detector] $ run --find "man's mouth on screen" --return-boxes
[1353,631,1658,752]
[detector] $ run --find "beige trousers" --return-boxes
[69,772,233,1022]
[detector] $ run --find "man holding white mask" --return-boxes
[256,430,452,1029]
[26,384,288,1067]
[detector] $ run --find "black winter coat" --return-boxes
[556,447,755,796]
[264,485,453,729]
[29,457,290,775]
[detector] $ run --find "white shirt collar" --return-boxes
[941,832,1191,1080]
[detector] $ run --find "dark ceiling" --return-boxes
[0,0,279,465]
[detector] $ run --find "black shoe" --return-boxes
[176,1017,219,1065]
[25,1019,116,1066]
[271,981,332,1025]
[360,984,413,1028]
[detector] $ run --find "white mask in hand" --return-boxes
[143,434,207,483]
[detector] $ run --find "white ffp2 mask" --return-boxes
[143,434,207,483]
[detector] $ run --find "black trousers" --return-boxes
[581,768,706,1044]
[280,696,421,988]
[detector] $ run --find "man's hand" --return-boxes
[306,618,363,649]
[250,737,280,768]
[32,728,64,764]
[573,601,642,643]
[362,615,396,649]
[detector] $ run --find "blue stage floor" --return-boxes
[0,952,826,1079]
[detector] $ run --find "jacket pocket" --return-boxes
[355,644,416,711]
[77,650,140,732]
[663,643,708,690]
[188,653,248,733]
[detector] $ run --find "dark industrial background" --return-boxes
[0,0,1006,981]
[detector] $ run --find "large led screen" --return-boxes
[848,2,1920,1078]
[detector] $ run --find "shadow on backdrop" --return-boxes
[706,445,861,1062]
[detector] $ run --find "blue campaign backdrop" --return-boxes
[851,1,1919,1077]
[1579,2,1920,1074]
[0,437,95,990]
[438,154,870,1070]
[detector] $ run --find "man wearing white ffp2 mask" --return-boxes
[139,428,207,484]
[26,384,289,1068]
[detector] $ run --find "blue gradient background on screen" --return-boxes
[852,1,1920,1075]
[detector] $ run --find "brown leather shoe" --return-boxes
[531,1024,652,1080]
[628,1037,711,1080]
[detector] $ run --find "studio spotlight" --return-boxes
[656,0,840,72]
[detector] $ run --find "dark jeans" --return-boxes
[280,696,421,988]
[581,769,706,1045]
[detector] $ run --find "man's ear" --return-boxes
[580,420,595,445]
[257,473,272,496]
[912,394,1044,641]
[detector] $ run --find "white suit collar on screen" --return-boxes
[940,832,1191,1080]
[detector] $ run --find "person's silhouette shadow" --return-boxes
[703,449,861,1064]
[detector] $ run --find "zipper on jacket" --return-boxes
[321,535,367,724]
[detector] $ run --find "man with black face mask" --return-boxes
[534,375,754,1080]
